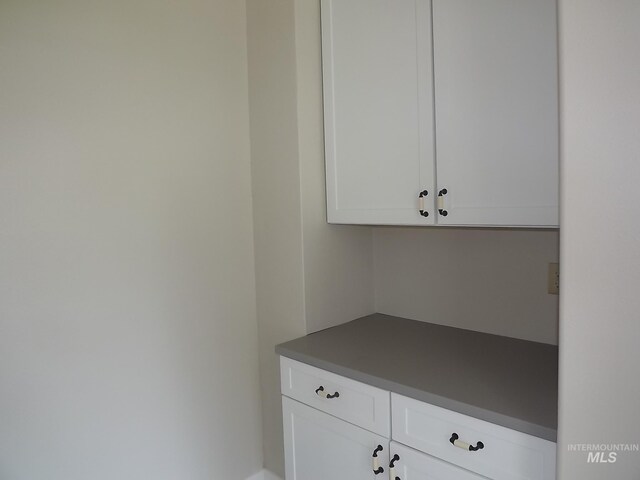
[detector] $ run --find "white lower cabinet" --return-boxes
[389,442,488,480]
[280,358,556,480]
[282,396,389,480]
[280,357,390,436]
[391,393,556,480]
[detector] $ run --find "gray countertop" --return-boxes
[276,313,558,442]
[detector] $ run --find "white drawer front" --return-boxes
[391,394,556,480]
[280,357,390,436]
[390,441,488,480]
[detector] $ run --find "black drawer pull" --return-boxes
[389,453,401,480]
[372,445,384,474]
[418,190,429,217]
[450,432,484,451]
[438,188,448,216]
[315,386,339,399]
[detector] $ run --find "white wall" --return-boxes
[0,1,263,479]
[374,228,559,345]
[558,1,640,478]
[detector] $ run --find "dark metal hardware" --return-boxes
[449,432,484,451]
[315,386,339,399]
[372,445,384,474]
[438,188,448,216]
[389,454,400,468]
[418,190,429,217]
[469,442,484,451]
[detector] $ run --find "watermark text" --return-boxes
[567,444,639,464]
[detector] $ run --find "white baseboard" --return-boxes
[246,469,282,480]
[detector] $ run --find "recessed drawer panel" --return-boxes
[280,357,390,436]
[391,393,556,480]
[390,441,488,480]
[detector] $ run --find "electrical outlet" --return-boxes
[548,263,559,295]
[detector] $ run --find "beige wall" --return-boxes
[295,0,375,334]
[294,0,559,348]
[558,1,640,478]
[0,1,263,479]
[246,0,307,477]
[374,228,560,345]
[247,0,374,476]
[248,1,561,474]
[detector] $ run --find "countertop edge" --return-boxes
[276,345,557,443]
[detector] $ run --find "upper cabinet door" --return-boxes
[322,0,436,225]
[433,0,559,226]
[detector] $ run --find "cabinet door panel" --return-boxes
[390,442,488,480]
[392,393,557,480]
[280,357,390,437]
[433,0,558,226]
[283,396,389,480]
[322,0,435,225]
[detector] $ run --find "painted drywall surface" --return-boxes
[374,228,559,345]
[296,0,551,344]
[294,0,375,334]
[0,1,263,479]
[558,1,640,478]
[246,0,374,475]
[249,0,558,473]
[246,0,307,477]
[246,470,282,480]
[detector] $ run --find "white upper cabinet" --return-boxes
[433,0,559,226]
[322,0,436,225]
[321,0,559,227]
